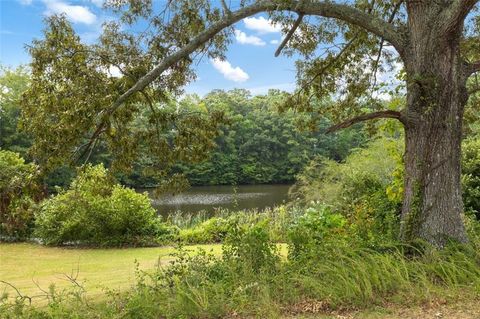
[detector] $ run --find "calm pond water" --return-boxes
[142,184,291,216]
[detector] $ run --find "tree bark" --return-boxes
[400,3,470,246]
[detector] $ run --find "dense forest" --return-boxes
[174,90,366,185]
[0,66,365,189]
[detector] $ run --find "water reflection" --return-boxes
[142,184,291,216]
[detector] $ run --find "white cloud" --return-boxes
[243,16,281,34]
[1,85,10,95]
[43,0,97,25]
[211,58,249,82]
[234,30,265,46]
[270,39,279,44]
[18,0,33,5]
[90,0,103,7]
[107,65,123,78]
[98,64,124,78]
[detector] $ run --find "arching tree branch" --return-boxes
[77,0,406,158]
[326,110,404,133]
[109,0,405,114]
[442,0,479,34]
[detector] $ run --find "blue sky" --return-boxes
[0,0,299,96]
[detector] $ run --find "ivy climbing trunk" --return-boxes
[400,3,470,246]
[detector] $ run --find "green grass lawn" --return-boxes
[1,243,479,318]
[0,242,221,300]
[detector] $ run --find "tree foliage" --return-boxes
[175,89,366,185]
[18,1,414,172]
[0,150,40,239]
[19,1,478,171]
[462,137,480,218]
[0,66,31,156]
[292,135,403,244]
[1,67,365,189]
[21,16,226,181]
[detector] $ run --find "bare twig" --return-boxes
[370,1,404,88]
[0,280,32,305]
[295,34,359,100]
[220,0,231,15]
[274,13,304,57]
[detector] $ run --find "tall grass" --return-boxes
[287,244,480,307]
[2,225,479,319]
[170,205,304,243]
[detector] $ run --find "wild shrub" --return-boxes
[34,164,175,246]
[223,218,281,275]
[111,218,283,318]
[0,150,40,239]
[462,137,480,219]
[178,217,229,243]
[291,137,405,245]
[292,135,480,246]
[174,205,302,244]
[288,203,347,258]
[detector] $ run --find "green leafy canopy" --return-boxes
[20,0,479,178]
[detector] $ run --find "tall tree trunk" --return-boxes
[400,5,469,246]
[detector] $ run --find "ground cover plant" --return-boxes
[1,160,479,317]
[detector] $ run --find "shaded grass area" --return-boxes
[290,298,480,318]
[0,243,221,299]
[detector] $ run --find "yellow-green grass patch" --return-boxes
[0,242,221,301]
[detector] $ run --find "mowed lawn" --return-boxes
[0,243,221,300]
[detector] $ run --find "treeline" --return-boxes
[174,89,366,185]
[0,67,365,189]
